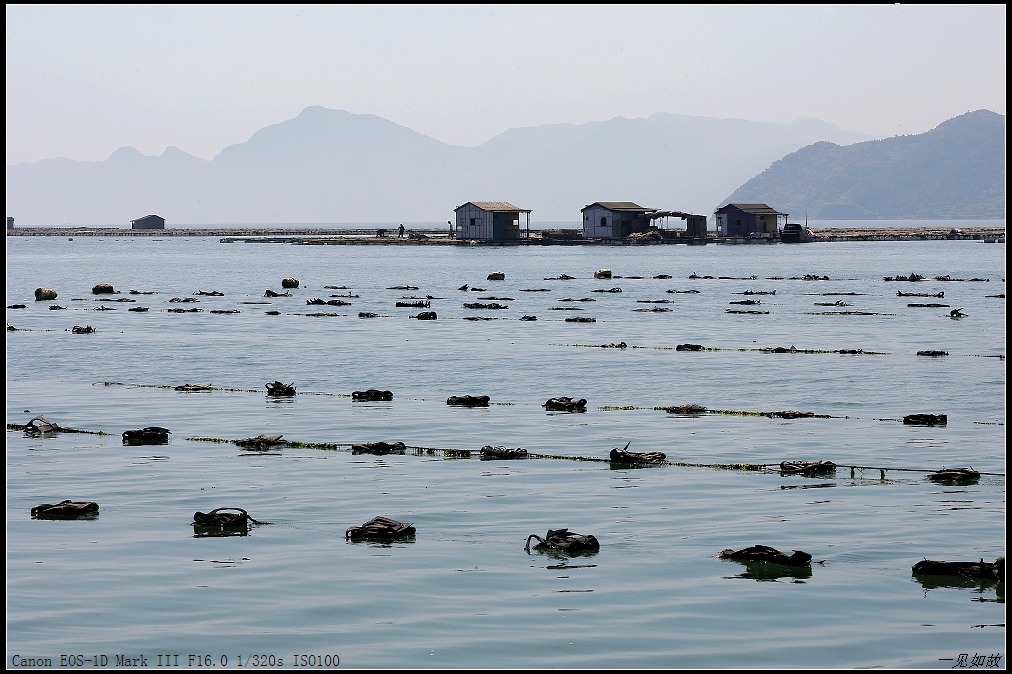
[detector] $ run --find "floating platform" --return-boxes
[5,225,1005,245]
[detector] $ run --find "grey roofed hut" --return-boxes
[713,203,785,238]
[582,202,708,240]
[582,202,657,239]
[130,214,166,230]
[453,202,532,241]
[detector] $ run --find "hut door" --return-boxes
[493,213,507,239]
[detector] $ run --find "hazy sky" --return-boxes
[5,4,1006,165]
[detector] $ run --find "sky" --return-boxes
[5,4,1007,166]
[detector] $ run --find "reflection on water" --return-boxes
[192,557,250,568]
[344,536,417,547]
[30,511,100,522]
[912,574,1005,603]
[528,548,601,563]
[192,525,250,538]
[721,559,814,582]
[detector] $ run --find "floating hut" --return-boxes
[453,202,531,241]
[714,203,785,239]
[131,214,165,230]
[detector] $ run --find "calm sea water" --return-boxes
[6,231,1006,669]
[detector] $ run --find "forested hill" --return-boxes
[721,109,1005,220]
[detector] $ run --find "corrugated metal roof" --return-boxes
[582,201,655,213]
[719,203,786,216]
[456,201,532,213]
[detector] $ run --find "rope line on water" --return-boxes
[73,381,1006,427]
[7,379,1003,478]
[183,437,1005,478]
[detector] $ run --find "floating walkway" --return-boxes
[6,225,1006,245]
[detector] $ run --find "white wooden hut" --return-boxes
[453,202,531,241]
[581,202,658,239]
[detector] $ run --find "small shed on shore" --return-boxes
[714,204,785,238]
[131,214,165,230]
[453,202,531,241]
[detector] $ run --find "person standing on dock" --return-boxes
[398,224,405,238]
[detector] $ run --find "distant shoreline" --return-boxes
[5,224,1006,244]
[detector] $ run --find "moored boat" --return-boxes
[781,222,816,243]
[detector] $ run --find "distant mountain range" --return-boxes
[5,107,1003,226]
[722,109,1005,220]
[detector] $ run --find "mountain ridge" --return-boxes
[5,107,1002,225]
[721,109,1005,220]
